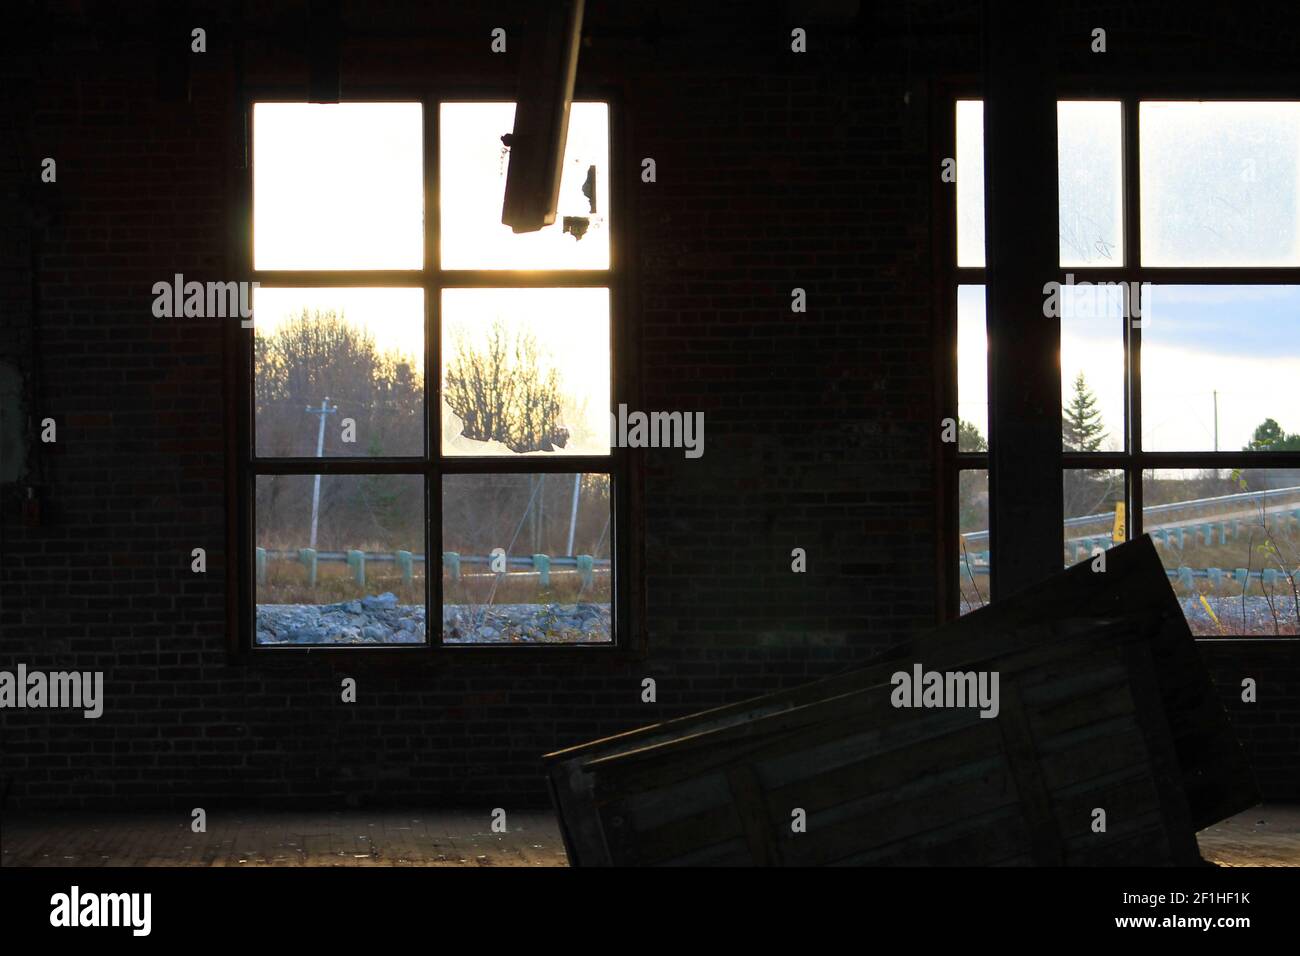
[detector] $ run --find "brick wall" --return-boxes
[1,1,1297,811]
[1199,641,1300,801]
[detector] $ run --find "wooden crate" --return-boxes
[544,536,1256,865]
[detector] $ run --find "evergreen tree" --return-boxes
[1062,372,1107,452]
[1245,417,1300,451]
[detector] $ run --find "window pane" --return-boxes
[956,285,987,451]
[958,469,990,613]
[956,100,985,268]
[1058,101,1123,266]
[1143,468,1300,636]
[254,288,425,458]
[1064,468,1125,567]
[253,103,423,270]
[255,474,426,645]
[1140,285,1300,452]
[441,288,610,456]
[1140,101,1300,267]
[440,102,610,270]
[1061,281,1124,452]
[442,473,612,643]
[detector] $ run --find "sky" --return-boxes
[250,101,612,456]
[958,99,1300,268]
[958,284,1300,452]
[956,99,1300,452]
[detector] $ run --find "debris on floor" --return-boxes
[545,536,1257,866]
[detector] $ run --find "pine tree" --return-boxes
[1062,372,1107,452]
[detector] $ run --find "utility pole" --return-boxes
[566,473,581,555]
[306,397,338,549]
[1213,390,1219,452]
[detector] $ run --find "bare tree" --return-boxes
[443,320,570,453]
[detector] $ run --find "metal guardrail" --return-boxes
[255,547,611,588]
[958,563,1291,586]
[258,550,611,568]
[962,484,1300,548]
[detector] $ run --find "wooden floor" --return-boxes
[2,804,1296,867]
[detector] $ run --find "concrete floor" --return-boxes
[2,804,1296,866]
[1195,803,1300,867]
[0,809,569,867]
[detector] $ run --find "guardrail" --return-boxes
[958,560,1292,588]
[255,548,612,588]
[962,485,1300,549]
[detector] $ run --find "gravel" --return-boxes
[256,594,612,645]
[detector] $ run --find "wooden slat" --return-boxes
[726,765,783,865]
[995,681,1066,864]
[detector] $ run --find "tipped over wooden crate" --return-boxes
[544,536,1257,866]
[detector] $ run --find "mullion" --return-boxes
[439,457,614,475]
[440,271,611,288]
[250,271,425,287]
[427,93,441,653]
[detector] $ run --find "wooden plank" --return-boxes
[779,768,1021,866]
[836,807,1031,867]
[994,681,1066,865]
[1117,639,1202,864]
[763,722,1003,816]
[620,796,744,867]
[726,765,783,865]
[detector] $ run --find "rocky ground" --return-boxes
[256,593,612,645]
[1177,594,1300,637]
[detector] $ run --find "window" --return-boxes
[948,97,1300,636]
[238,98,626,651]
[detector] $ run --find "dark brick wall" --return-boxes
[1199,642,1300,802]
[1,1,1297,811]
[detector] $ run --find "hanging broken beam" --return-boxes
[501,0,586,233]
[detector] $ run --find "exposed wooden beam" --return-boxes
[983,0,1063,599]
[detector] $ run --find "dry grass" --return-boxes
[257,557,610,606]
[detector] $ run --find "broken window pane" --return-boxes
[1140,102,1300,266]
[1058,100,1123,266]
[253,287,425,458]
[440,102,610,269]
[254,473,426,645]
[253,103,424,270]
[442,473,613,644]
[1143,468,1300,636]
[441,288,610,457]
[958,469,990,613]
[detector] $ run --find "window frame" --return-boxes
[937,78,1300,636]
[226,84,643,659]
